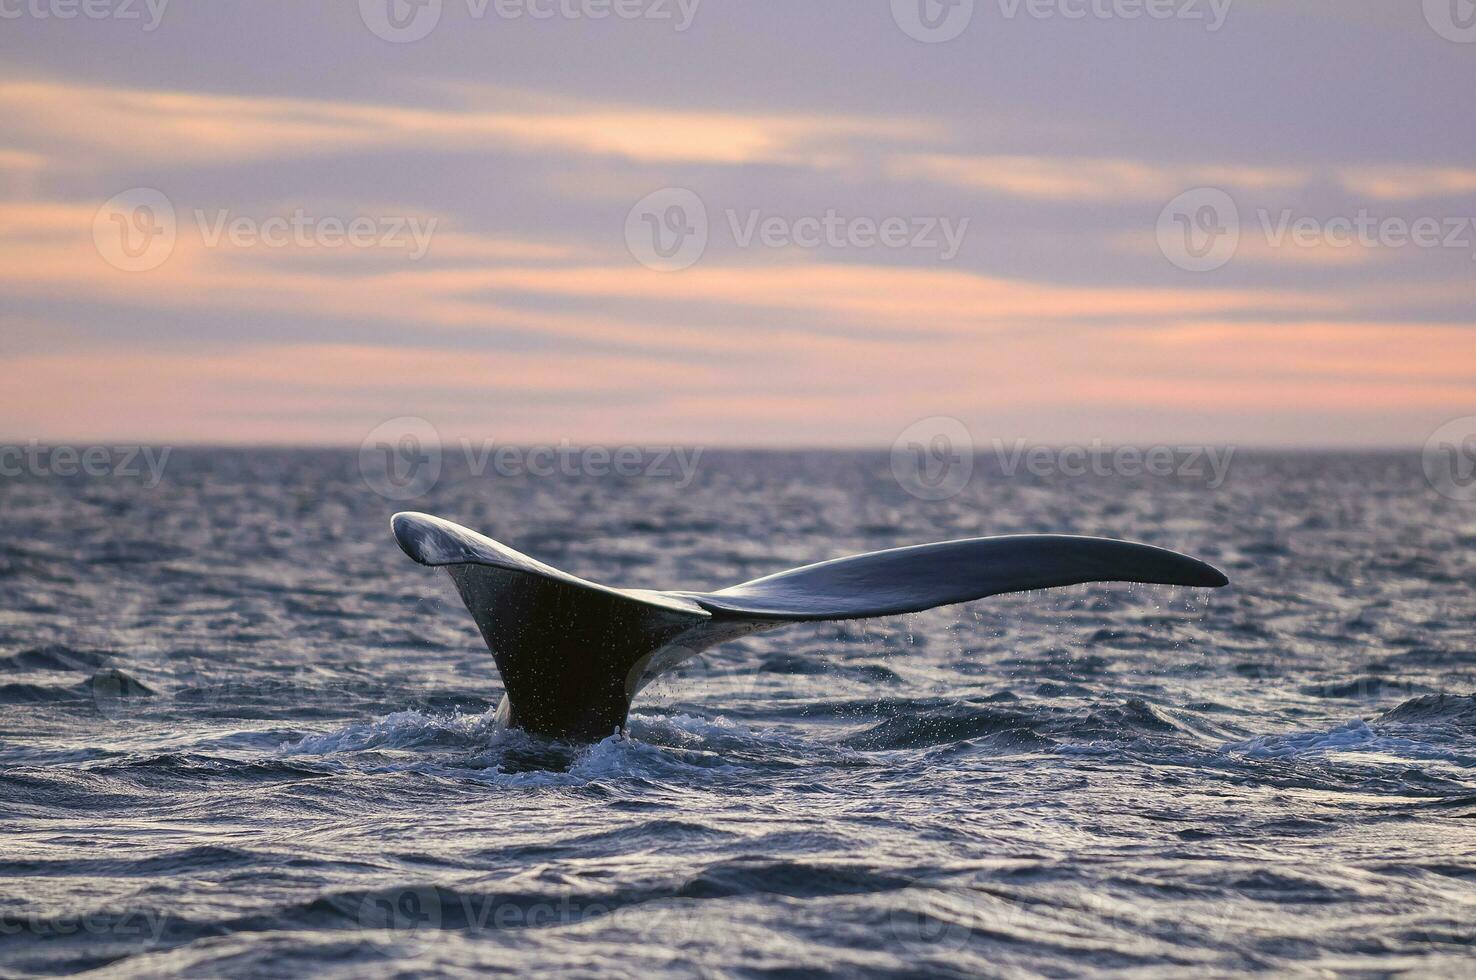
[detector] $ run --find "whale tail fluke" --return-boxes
[391,511,1227,740]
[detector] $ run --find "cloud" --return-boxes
[0,342,730,442]
[1338,166,1476,201]
[0,78,930,170]
[0,194,1345,347]
[888,154,1305,202]
[1114,229,1378,267]
[1107,321,1476,383]
[0,148,45,198]
[2,68,1471,447]
[6,307,1472,445]
[0,149,44,172]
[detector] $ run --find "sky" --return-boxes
[1,0,1473,448]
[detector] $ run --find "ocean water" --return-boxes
[1,448,1474,977]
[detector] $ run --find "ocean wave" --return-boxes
[0,681,85,704]
[4,450,1476,977]
[1378,694,1476,729]
[1222,719,1467,764]
[280,709,505,756]
[840,695,1227,752]
[0,645,115,672]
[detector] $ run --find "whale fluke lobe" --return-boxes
[681,534,1228,619]
[391,512,1228,740]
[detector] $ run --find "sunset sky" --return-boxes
[2,0,1473,447]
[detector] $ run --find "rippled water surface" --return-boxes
[2,449,1474,977]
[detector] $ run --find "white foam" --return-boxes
[629,711,817,754]
[1223,719,1459,763]
[280,708,500,756]
[1054,740,1118,756]
[277,709,756,786]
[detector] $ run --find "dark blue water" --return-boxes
[2,449,1474,976]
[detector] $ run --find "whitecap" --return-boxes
[1222,719,1460,764]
